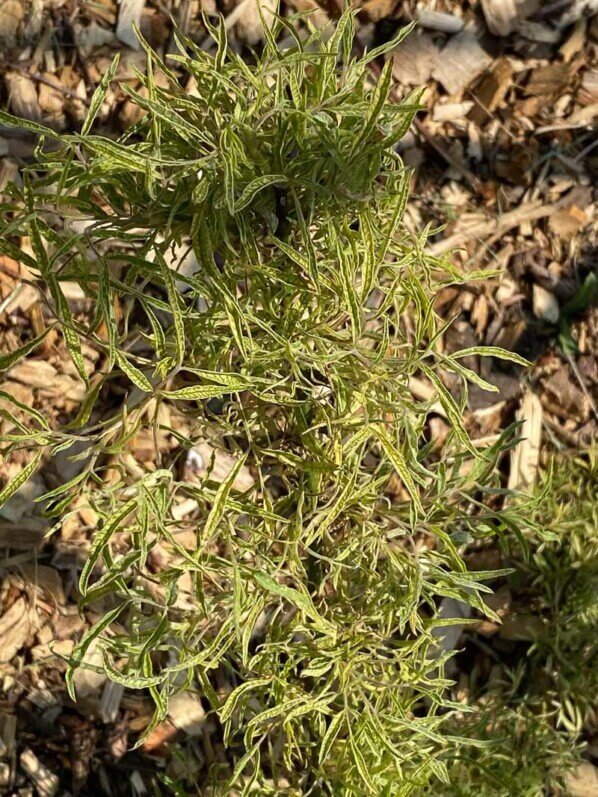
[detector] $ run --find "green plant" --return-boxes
[0,13,531,794]
[430,450,597,796]
[435,698,580,797]
[518,450,598,732]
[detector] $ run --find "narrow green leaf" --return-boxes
[160,382,245,401]
[0,451,43,507]
[65,603,126,700]
[220,678,271,723]
[201,453,248,543]
[157,252,185,366]
[452,346,531,368]
[319,711,346,765]
[234,175,287,212]
[81,54,120,136]
[252,570,334,635]
[0,108,60,139]
[374,425,424,514]
[421,365,478,457]
[0,326,54,371]
[47,274,88,386]
[79,497,138,595]
[115,350,154,393]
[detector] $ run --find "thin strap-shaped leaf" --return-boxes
[65,603,127,700]
[374,425,424,514]
[201,453,248,544]
[234,174,287,212]
[0,325,54,371]
[81,54,120,136]
[160,382,245,401]
[0,451,43,507]
[79,497,138,595]
[115,351,154,393]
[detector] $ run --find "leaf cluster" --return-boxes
[0,13,531,794]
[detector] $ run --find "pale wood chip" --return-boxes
[415,9,463,33]
[0,761,10,788]
[0,473,45,524]
[0,713,17,755]
[554,0,598,29]
[390,32,439,87]
[73,21,116,57]
[469,57,514,126]
[116,0,145,49]
[432,31,492,96]
[26,687,61,710]
[0,157,19,192]
[481,0,538,36]
[526,63,570,98]
[168,691,206,736]
[580,68,598,105]
[566,762,598,797]
[430,597,471,673]
[19,748,59,797]
[225,0,279,45]
[7,359,57,388]
[359,0,394,22]
[481,0,519,35]
[185,442,255,491]
[5,72,41,122]
[0,597,31,663]
[517,19,562,42]
[567,102,598,127]
[37,73,64,114]
[285,0,329,32]
[432,101,474,122]
[100,680,125,723]
[426,201,554,257]
[532,285,559,323]
[559,17,587,63]
[72,639,107,698]
[508,390,542,492]
[548,204,589,239]
[22,0,42,40]
[0,0,23,46]
[18,564,66,605]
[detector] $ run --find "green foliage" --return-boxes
[0,13,530,794]
[434,699,580,797]
[520,450,598,732]
[433,450,597,796]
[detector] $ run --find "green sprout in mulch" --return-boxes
[0,11,538,795]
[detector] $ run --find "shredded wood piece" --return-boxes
[116,0,146,49]
[508,390,542,492]
[20,748,59,797]
[426,201,554,257]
